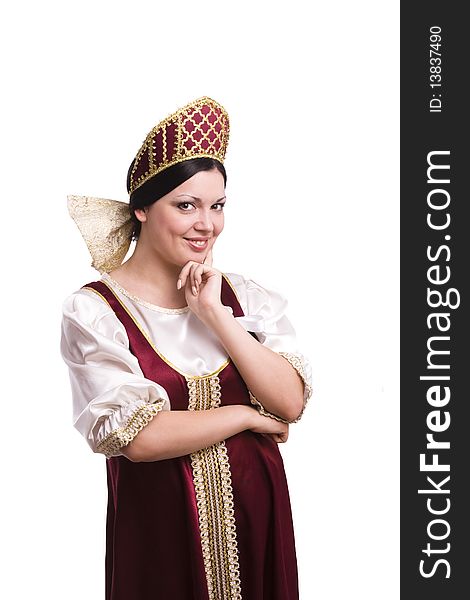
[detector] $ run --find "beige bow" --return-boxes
[67,195,134,274]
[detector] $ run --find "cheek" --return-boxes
[156,213,187,237]
[214,214,225,235]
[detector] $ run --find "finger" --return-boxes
[193,262,214,293]
[191,263,200,291]
[177,261,198,289]
[189,263,206,295]
[194,263,207,287]
[177,263,191,289]
[203,247,213,267]
[187,263,199,296]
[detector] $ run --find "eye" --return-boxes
[212,203,225,211]
[177,202,195,211]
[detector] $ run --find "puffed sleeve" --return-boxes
[224,273,312,423]
[60,289,171,458]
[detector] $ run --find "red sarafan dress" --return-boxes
[61,271,312,600]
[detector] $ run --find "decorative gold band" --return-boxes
[187,375,242,600]
[96,400,166,458]
[249,351,312,424]
[279,351,312,423]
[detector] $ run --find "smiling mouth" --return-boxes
[184,238,210,250]
[185,239,207,246]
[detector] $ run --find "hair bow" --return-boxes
[67,195,134,274]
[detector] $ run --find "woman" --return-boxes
[61,96,312,600]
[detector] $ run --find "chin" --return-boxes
[172,253,200,268]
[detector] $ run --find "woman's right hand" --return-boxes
[247,408,289,443]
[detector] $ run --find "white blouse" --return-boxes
[60,272,312,457]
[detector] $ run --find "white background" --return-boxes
[1,1,399,598]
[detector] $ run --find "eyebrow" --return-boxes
[175,194,226,203]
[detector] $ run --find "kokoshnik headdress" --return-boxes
[68,96,230,273]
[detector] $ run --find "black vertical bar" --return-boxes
[401,3,469,598]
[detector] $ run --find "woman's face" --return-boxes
[135,168,226,267]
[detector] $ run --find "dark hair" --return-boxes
[127,157,227,240]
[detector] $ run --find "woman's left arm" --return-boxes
[178,260,311,423]
[204,305,306,422]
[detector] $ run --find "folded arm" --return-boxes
[61,289,289,462]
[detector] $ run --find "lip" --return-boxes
[184,237,210,252]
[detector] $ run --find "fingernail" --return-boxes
[177,279,182,290]
[192,286,197,295]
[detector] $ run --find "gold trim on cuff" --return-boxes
[249,351,312,424]
[248,390,290,424]
[96,400,166,458]
[279,351,312,423]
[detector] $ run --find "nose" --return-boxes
[194,208,214,232]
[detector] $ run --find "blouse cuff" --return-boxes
[95,399,166,458]
[249,351,312,424]
[249,391,290,424]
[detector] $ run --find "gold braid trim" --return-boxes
[96,400,166,458]
[249,351,312,424]
[187,375,242,600]
[248,390,290,424]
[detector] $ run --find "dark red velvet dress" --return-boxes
[83,276,299,600]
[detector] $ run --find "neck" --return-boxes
[111,239,187,308]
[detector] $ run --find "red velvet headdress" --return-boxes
[128,96,230,195]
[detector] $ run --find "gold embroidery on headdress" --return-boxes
[128,96,230,195]
[68,97,229,273]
